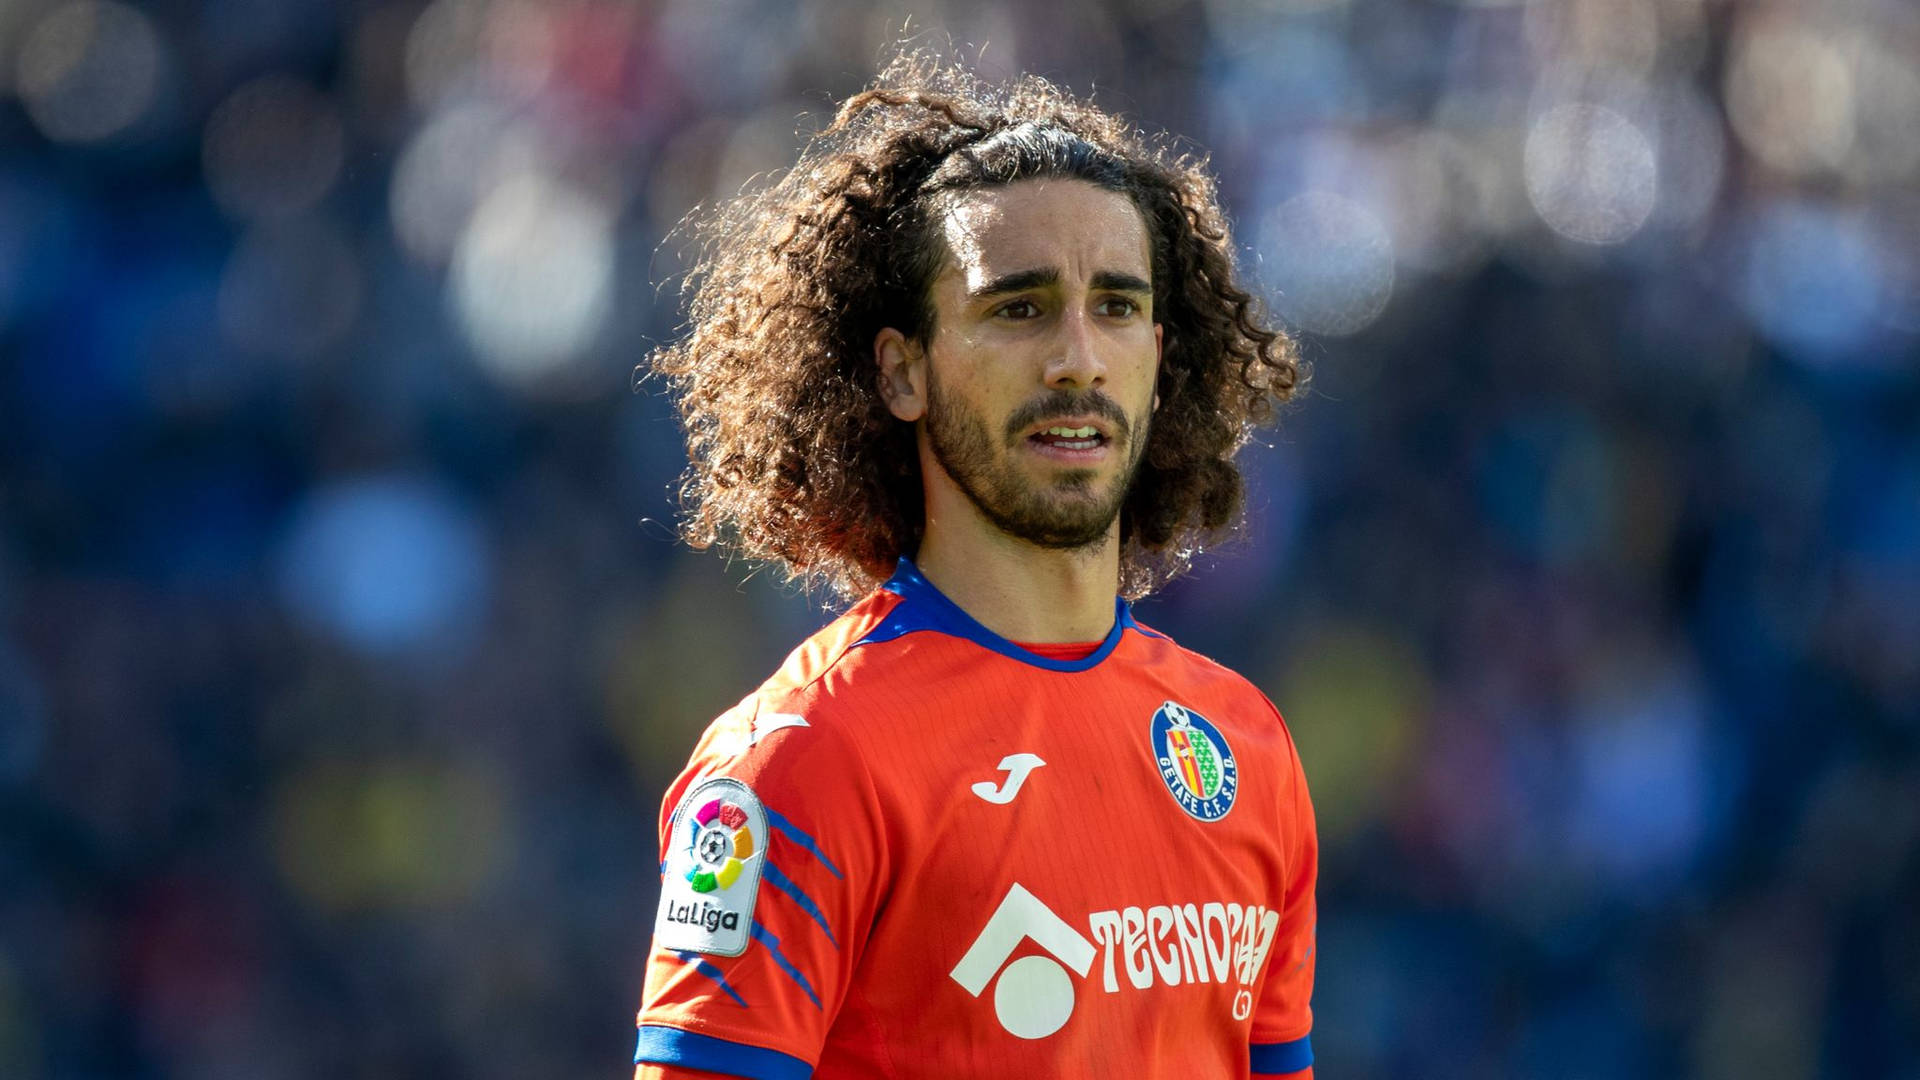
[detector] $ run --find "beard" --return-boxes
[924,378,1150,551]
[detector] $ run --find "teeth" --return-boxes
[1043,426,1099,438]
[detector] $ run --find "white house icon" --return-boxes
[949,883,1097,1039]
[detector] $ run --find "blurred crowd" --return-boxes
[2,0,1916,1076]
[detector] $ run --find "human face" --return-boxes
[880,179,1163,551]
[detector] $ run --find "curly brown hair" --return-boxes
[646,50,1300,600]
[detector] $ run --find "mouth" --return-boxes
[1022,417,1113,461]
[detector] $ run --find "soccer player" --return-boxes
[633,51,1315,1079]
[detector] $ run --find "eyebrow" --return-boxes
[1090,270,1152,295]
[967,267,1153,300]
[969,268,1058,300]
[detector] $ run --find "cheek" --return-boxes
[930,338,1014,408]
[1120,338,1161,405]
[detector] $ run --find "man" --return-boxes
[633,51,1315,1080]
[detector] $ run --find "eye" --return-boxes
[995,299,1040,319]
[1098,297,1141,317]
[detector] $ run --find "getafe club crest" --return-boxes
[654,776,767,956]
[1150,701,1238,821]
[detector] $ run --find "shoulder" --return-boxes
[1125,616,1308,770]
[735,580,997,739]
[760,588,903,700]
[1129,617,1291,721]
[675,588,911,780]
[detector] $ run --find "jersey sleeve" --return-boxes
[634,699,887,1080]
[1250,706,1317,1079]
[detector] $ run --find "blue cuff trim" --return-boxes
[634,1025,811,1079]
[1251,1034,1314,1074]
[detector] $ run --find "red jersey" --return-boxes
[635,560,1317,1079]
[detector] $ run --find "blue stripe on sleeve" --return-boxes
[750,920,823,1010]
[762,805,844,879]
[761,859,838,948]
[633,1025,811,1080]
[674,950,746,1008]
[1250,1034,1314,1075]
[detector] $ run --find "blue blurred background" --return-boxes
[2,0,1917,1076]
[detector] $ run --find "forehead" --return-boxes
[935,179,1152,289]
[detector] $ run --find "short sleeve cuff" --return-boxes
[1251,1033,1314,1075]
[634,1025,812,1080]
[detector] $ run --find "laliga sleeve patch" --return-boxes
[655,777,767,957]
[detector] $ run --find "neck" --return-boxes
[913,482,1122,645]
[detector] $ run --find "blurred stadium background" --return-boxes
[2,0,1917,1076]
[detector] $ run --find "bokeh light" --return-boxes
[1204,0,1355,58]
[1523,102,1657,245]
[1259,190,1395,336]
[1839,30,1920,187]
[656,0,803,108]
[404,0,492,110]
[1523,0,1660,80]
[14,0,164,144]
[450,172,616,393]
[271,758,508,911]
[389,101,533,265]
[1725,14,1854,178]
[1379,129,1496,275]
[1278,623,1425,847]
[201,76,344,220]
[276,475,492,656]
[1564,654,1714,893]
[1738,199,1890,366]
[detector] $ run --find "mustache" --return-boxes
[1002,389,1132,443]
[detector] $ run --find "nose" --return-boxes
[1045,305,1107,390]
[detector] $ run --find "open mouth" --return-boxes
[1027,424,1109,453]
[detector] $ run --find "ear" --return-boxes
[875,327,928,422]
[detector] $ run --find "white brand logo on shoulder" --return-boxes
[750,711,808,745]
[654,777,767,957]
